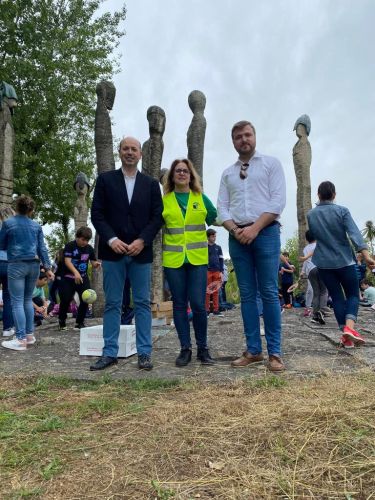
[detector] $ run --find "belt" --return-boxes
[236,220,279,229]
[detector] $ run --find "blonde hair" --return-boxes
[163,158,202,195]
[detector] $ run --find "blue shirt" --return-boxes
[0,215,51,268]
[208,243,224,272]
[307,202,367,269]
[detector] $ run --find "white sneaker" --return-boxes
[2,337,27,351]
[26,334,36,345]
[2,327,15,337]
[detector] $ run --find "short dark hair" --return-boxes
[305,230,315,243]
[206,228,216,237]
[231,120,256,139]
[76,226,92,240]
[282,251,289,257]
[360,279,370,286]
[318,181,336,201]
[15,195,35,215]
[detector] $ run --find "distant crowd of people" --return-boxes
[1,120,374,373]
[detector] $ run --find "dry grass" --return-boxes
[1,372,375,499]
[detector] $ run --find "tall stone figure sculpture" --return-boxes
[293,114,312,257]
[92,81,116,316]
[0,82,18,208]
[187,90,206,184]
[142,106,166,305]
[73,172,90,231]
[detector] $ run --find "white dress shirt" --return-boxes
[108,169,138,246]
[217,151,286,224]
[124,169,138,203]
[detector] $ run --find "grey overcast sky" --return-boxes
[101,0,375,255]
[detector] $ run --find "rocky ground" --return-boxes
[1,306,374,381]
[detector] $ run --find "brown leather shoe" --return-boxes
[231,351,264,368]
[268,355,285,372]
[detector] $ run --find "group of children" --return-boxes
[0,195,100,351]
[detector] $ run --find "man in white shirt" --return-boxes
[217,120,286,371]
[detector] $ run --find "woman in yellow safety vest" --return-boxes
[162,158,217,367]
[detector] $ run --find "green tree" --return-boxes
[282,233,300,273]
[362,220,375,256]
[0,0,126,238]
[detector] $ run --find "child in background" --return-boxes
[32,272,49,327]
[360,279,375,306]
[299,230,328,325]
[58,226,101,331]
[279,252,295,308]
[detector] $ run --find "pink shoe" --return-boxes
[340,335,355,349]
[303,308,311,317]
[342,326,365,345]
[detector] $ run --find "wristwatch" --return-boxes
[229,226,238,236]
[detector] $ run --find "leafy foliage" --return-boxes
[362,220,375,256]
[0,0,126,236]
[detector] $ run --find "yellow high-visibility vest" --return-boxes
[162,191,208,268]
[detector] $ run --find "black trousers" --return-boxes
[58,276,90,325]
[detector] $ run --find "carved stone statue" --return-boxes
[0,82,18,208]
[94,80,116,173]
[187,90,206,183]
[142,105,166,178]
[142,106,166,305]
[93,81,116,316]
[73,172,90,231]
[293,114,312,257]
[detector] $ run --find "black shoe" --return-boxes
[59,322,67,331]
[34,318,42,327]
[74,322,86,330]
[197,348,215,365]
[138,354,153,371]
[175,348,192,367]
[315,311,326,325]
[90,356,118,371]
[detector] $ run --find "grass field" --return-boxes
[1,371,375,499]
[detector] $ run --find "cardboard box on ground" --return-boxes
[151,301,173,324]
[80,325,136,357]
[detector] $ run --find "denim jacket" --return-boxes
[0,223,6,262]
[307,201,367,269]
[0,215,51,268]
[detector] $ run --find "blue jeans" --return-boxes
[0,261,14,330]
[102,256,152,358]
[8,261,40,339]
[229,223,281,356]
[164,264,208,349]
[318,265,359,330]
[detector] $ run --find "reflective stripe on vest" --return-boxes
[162,191,208,268]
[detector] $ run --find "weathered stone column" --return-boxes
[73,172,90,231]
[0,82,18,208]
[187,90,206,185]
[292,114,312,257]
[142,106,166,305]
[92,81,116,316]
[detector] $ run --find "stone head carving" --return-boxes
[188,90,206,114]
[293,114,311,138]
[159,168,168,185]
[96,81,116,110]
[147,106,166,135]
[73,172,90,195]
[0,81,18,114]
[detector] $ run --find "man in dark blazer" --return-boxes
[90,136,163,371]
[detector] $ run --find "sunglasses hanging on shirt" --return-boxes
[240,163,249,179]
